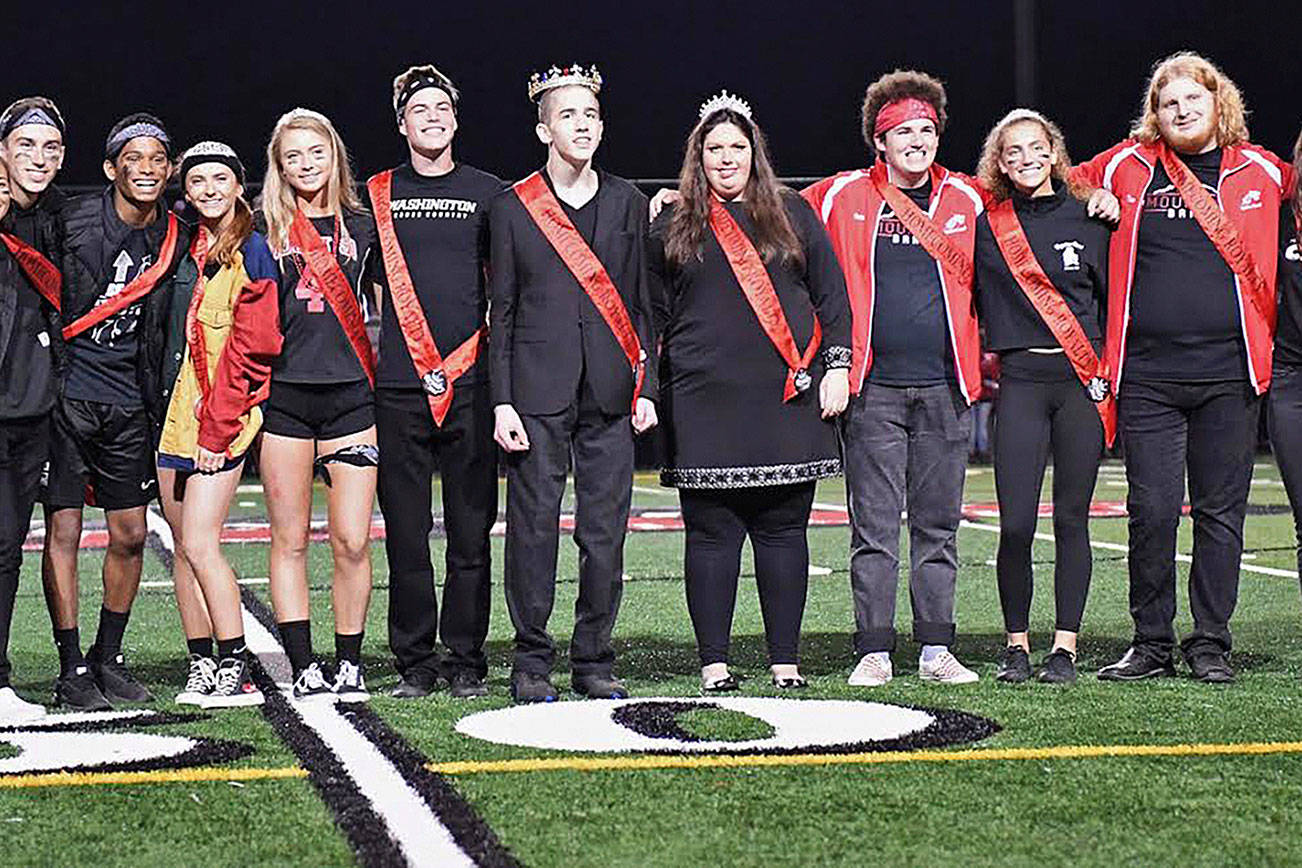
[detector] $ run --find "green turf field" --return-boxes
[4,461,1302,867]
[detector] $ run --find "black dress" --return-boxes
[648,193,851,489]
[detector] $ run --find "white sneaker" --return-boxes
[176,655,218,706]
[847,653,893,687]
[332,660,370,702]
[919,650,979,684]
[0,686,46,723]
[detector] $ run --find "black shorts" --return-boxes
[43,398,157,510]
[262,379,375,440]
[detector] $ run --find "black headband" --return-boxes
[396,74,457,120]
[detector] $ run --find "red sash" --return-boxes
[1,233,61,312]
[63,212,179,340]
[871,174,974,286]
[708,199,820,400]
[512,171,644,410]
[287,208,375,386]
[185,229,214,399]
[1158,143,1275,332]
[367,170,482,426]
[987,200,1117,446]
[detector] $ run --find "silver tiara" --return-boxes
[182,140,238,162]
[698,90,752,121]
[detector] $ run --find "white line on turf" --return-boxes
[959,520,1299,579]
[138,578,270,590]
[143,508,473,868]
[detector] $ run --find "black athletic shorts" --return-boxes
[262,379,375,440]
[43,397,158,510]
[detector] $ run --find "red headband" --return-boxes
[874,98,939,136]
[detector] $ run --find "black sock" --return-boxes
[335,632,363,665]
[277,620,312,676]
[94,607,130,659]
[187,637,215,659]
[54,628,85,675]
[216,637,247,661]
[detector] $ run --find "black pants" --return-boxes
[1119,379,1258,656]
[1268,362,1302,579]
[376,384,497,681]
[503,384,633,677]
[680,482,816,666]
[0,415,49,687]
[993,364,1103,634]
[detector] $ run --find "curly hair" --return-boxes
[976,108,1090,203]
[860,70,948,153]
[664,108,802,269]
[1132,52,1249,147]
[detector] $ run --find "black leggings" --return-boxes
[993,360,1103,634]
[680,481,816,666]
[1269,362,1302,578]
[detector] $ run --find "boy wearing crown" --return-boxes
[803,70,986,688]
[488,64,658,703]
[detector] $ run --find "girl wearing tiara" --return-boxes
[155,142,280,707]
[260,109,379,702]
[648,92,851,692]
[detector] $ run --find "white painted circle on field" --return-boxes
[456,697,935,753]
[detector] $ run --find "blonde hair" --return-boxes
[976,108,1089,203]
[1132,52,1249,147]
[261,108,366,254]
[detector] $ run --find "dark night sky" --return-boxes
[9,0,1301,188]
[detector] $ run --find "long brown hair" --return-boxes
[1292,124,1302,229]
[205,196,255,267]
[1132,52,1249,148]
[664,108,802,268]
[976,109,1090,204]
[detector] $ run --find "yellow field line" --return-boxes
[0,765,307,789]
[425,740,1302,775]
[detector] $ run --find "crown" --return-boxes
[698,90,753,121]
[527,64,603,101]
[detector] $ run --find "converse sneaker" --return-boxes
[847,653,893,687]
[0,687,46,723]
[332,660,370,702]
[201,658,265,708]
[176,655,218,706]
[291,662,333,701]
[919,649,979,684]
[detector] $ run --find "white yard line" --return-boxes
[139,577,269,590]
[632,485,676,497]
[144,508,474,868]
[959,519,1299,579]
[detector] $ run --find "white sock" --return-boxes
[920,645,947,663]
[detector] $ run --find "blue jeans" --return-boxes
[841,383,971,655]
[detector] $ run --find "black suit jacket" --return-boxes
[488,169,658,416]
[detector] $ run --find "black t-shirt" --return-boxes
[273,211,377,384]
[374,163,505,389]
[869,181,952,386]
[1276,202,1302,367]
[0,248,55,418]
[1128,148,1245,381]
[63,227,157,405]
[974,184,1110,352]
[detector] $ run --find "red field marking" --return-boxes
[23,502,1143,551]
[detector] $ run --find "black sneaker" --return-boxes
[291,662,334,702]
[448,671,488,699]
[1186,650,1234,683]
[1097,646,1175,681]
[1037,649,1078,684]
[572,673,630,699]
[510,671,559,704]
[390,673,440,699]
[88,646,154,703]
[54,665,112,711]
[995,646,1032,684]
[202,657,265,708]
